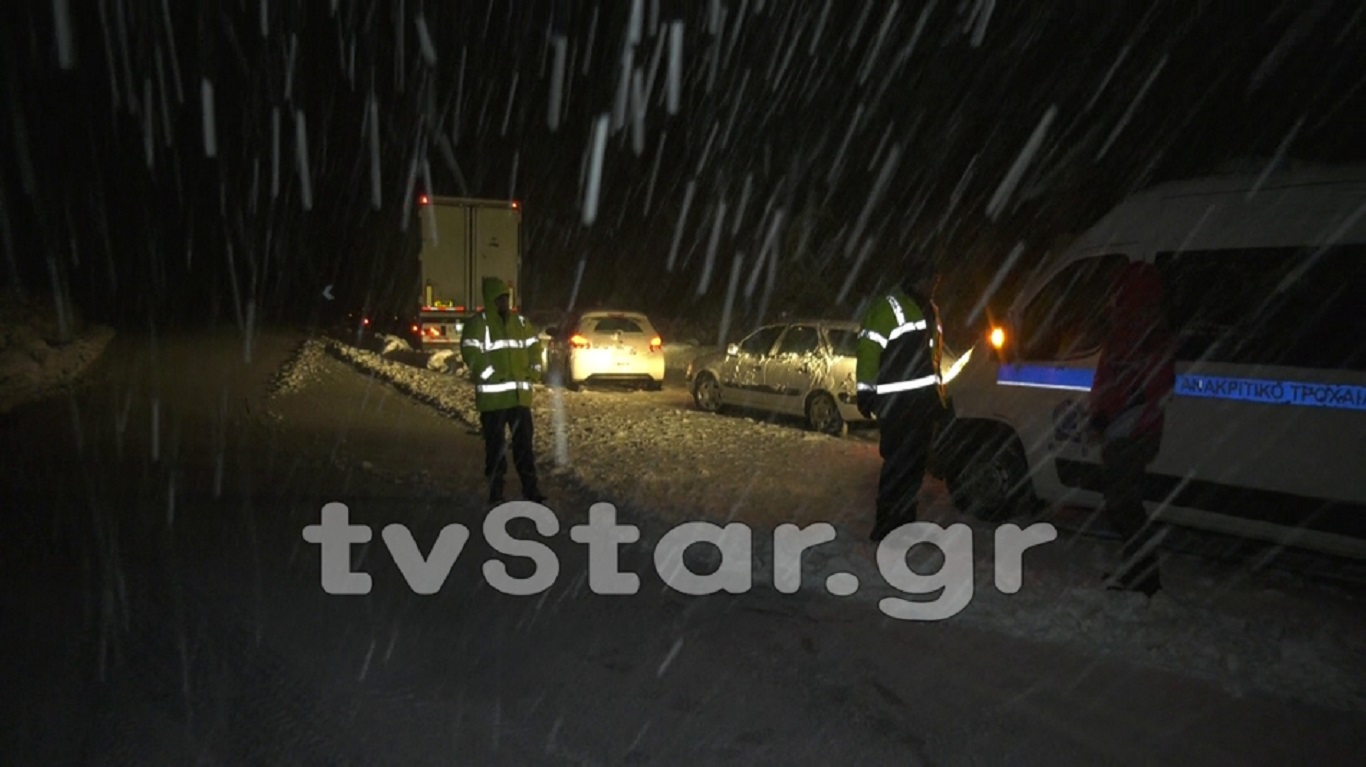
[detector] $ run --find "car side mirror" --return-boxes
[726,343,739,356]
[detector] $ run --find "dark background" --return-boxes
[2,0,1363,340]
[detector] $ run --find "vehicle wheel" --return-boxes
[947,435,1036,521]
[692,373,722,412]
[806,392,846,436]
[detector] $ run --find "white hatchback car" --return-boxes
[545,310,665,390]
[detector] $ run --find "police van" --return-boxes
[938,164,1366,559]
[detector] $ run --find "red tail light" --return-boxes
[649,335,663,352]
[569,334,591,349]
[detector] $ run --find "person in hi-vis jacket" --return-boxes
[856,273,946,542]
[459,276,546,506]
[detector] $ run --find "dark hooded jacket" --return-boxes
[1089,262,1175,440]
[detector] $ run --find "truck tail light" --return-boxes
[649,336,663,352]
[569,334,591,349]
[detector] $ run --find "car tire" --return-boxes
[692,373,722,413]
[947,434,1037,521]
[806,392,846,436]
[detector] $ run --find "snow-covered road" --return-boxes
[280,336,1366,716]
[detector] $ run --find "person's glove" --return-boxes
[857,390,878,419]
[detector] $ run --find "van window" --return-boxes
[1156,245,1365,371]
[1019,255,1128,360]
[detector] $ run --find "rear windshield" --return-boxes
[585,316,647,334]
[826,328,859,357]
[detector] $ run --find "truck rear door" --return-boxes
[421,203,471,311]
[473,205,521,308]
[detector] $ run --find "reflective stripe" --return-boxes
[888,319,927,341]
[476,381,533,394]
[860,329,888,349]
[888,295,906,327]
[462,338,482,349]
[479,365,495,380]
[875,375,938,394]
[884,295,926,341]
[856,382,877,392]
[484,337,534,351]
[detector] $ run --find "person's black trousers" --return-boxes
[875,392,943,532]
[1101,434,1163,593]
[479,406,540,501]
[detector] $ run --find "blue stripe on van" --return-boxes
[996,364,1366,412]
[996,364,1095,391]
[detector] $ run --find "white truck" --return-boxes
[415,196,522,350]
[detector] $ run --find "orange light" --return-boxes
[362,317,370,326]
[569,334,591,349]
[989,327,1006,350]
[419,194,429,206]
[511,200,519,209]
[649,336,663,352]
[411,324,419,333]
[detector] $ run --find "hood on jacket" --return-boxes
[482,276,511,309]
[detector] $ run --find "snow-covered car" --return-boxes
[545,310,665,390]
[686,319,867,435]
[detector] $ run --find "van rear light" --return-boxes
[569,334,591,349]
[649,335,663,352]
[989,327,1006,350]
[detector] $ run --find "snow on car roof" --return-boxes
[580,310,654,321]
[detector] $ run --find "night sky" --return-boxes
[3,0,1363,336]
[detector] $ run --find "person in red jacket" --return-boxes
[1088,261,1175,596]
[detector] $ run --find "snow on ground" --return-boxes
[274,336,1366,715]
[0,294,115,414]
